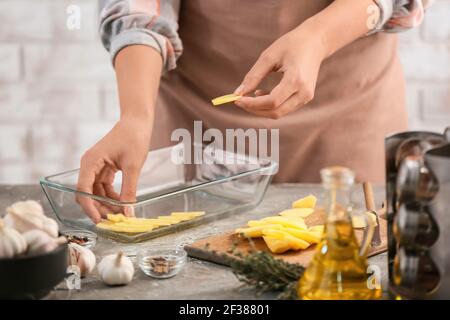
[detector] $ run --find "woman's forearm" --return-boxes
[114,45,163,122]
[300,0,380,59]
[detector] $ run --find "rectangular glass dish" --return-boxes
[40,143,278,243]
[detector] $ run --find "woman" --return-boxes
[79,0,431,222]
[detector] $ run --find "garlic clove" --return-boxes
[6,200,44,217]
[23,230,51,254]
[23,229,66,255]
[97,252,134,286]
[68,243,96,278]
[4,210,44,233]
[0,218,27,258]
[43,217,59,238]
[4,200,59,237]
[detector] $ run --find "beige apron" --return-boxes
[151,0,408,183]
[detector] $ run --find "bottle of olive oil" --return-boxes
[298,166,382,300]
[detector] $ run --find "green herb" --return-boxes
[230,250,304,300]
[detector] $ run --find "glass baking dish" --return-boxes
[40,143,278,243]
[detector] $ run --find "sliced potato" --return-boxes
[309,225,324,233]
[248,218,307,230]
[292,195,317,209]
[263,236,292,254]
[96,220,115,227]
[279,208,314,218]
[280,227,321,244]
[352,212,378,229]
[106,213,127,223]
[262,229,311,250]
[121,218,172,226]
[157,216,186,223]
[97,221,154,233]
[235,224,280,238]
[171,211,205,218]
[98,210,206,233]
[259,216,308,230]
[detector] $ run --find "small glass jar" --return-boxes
[60,229,97,249]
[137,246,187,279]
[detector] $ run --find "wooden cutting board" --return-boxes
[185,209,388,267]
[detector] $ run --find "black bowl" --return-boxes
[0,244,68,299]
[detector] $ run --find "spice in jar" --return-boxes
[66,235,89,246]
[150,256,177,275]
[139,254,184,278]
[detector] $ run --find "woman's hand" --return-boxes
[234,0,379,119]
[76,45,161,223]
[76,118,151,223]
[234,23,327,119]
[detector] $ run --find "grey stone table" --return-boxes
[0,184,388,300]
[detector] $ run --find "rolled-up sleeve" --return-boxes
[98,0,183,71]
[373,0,434,33]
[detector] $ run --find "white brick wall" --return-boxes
[398,0,450,132]
[0,0,449,183]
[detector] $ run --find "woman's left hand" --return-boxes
[234,23,328,119]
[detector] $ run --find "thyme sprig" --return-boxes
[230,249,304,300]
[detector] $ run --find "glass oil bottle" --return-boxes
[298,166,381,300]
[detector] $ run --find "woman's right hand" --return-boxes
[76,117,151,223]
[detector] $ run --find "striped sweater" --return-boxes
[98,0,433,72]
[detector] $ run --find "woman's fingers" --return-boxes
[93,166,121,216]
[236,72,298,111]
[98,166,120,200]
[76,156,102,223]
[235,52,278,96]
[254,89,269,97]
[120,165,140,217]
[93,200,116,219]
[241,92,305,119]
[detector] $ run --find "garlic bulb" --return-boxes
[68,243,96,278]
[97,252,134,286]
[22,229,66,255]
[4,200,59,237]
[0,218,27,258]
[7,200,44,216]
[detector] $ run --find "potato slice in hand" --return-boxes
[211,94,241,106]
[263,236,292,254]
[292,194,317,209]
[279,208,314,219]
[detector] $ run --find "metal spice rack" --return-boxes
[386,127,450,299]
